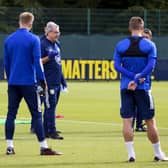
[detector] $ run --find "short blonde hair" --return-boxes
[19,12,34,25]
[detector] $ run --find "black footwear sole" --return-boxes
[128,157,135,162]
[48,136,64,140]
[154,156,168,161]
[6,147,15,155]
[45,133,64,140]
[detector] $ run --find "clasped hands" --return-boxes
[128,73,145,91]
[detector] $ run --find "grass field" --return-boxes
[0,81,168,168]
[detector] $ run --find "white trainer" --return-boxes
[154,152,168,161]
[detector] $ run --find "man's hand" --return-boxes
[48,50,58,60]
[37,80,47,96]
[61,85,68,93]
[134,73,146,84]
[128,81,137,91]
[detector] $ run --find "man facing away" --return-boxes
[4,12,62,155]
[113,16,168,162]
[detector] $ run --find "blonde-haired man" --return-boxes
[113,16,168,162]
[4,12,62,155]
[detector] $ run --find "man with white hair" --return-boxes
[31,21,67,139]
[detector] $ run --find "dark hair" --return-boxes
[144,28,152,37]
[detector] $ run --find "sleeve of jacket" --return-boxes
[61,73,67,88]
[3,40,10,80]
[33,35,45,81]
[113,47,135,79]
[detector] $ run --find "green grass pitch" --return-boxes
[0,81,168,168]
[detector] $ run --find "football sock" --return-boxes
[6,140,14,148]
[40,140,48,149]
[153,141,163,156]
[125,141,135,159]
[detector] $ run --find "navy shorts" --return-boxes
[120,89,154,119]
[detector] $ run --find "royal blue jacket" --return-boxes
[113,36,157,90]
[4,28,45,85]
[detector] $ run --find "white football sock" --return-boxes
[125,141,135,159]
[6,140,14,148]
[153,141,163,156]
[40,140,48,149]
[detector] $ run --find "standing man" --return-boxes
[35,21,67,140]
[133,28,153,132]
[113,16,168,162]
[143,28,152,40]
[4,12,62,155]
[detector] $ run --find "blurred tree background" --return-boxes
[0,0,168,9]
[1,0,168,34]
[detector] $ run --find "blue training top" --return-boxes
[41,36,63,86]
[4,28,45,85]
[113,36,157,90]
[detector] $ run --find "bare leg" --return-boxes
[123,118,134,141]
[145,118,159,143]
[123,118,135,161]
[145,118,168,161]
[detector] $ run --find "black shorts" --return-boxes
[120,89,154,119]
